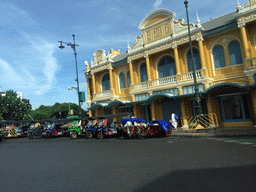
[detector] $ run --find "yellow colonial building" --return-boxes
[85,1,256,129]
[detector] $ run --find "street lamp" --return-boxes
[58,35,82,118]
[184,0,203,115]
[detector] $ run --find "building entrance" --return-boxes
[161,97,182,122]
[142,104,152,122]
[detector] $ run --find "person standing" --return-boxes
[171,112,178,130]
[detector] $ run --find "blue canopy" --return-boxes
[121,118,145,126]
[149,120,170,132]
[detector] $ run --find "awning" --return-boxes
[203,83,249,95]
[88,103,108,111]
[107,100,124,108]
[145,93,174,103]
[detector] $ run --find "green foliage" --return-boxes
[0,90,32,120]
[30,102,88,120]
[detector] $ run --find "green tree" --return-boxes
[0,90,32,120]
[30,102,87,120]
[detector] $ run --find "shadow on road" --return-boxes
[134,164,256,192]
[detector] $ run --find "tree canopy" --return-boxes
[30,102,87,120]
[0,90,32,120]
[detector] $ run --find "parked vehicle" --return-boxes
[95,117,108,139]
[148,120,172,137]
[84,117,97,139]
[119,118,146,139]
[69,119,88,139]
[44,123,68,139]
[16,125,30,137]
[28,123,46,139]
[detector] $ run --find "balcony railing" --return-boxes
[133,82,148,91]
[180,70,202,81]
[245,58,256,69]
[95,90,111,99]
[151,75,177,87]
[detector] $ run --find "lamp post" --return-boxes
[58,35,82,118]
[184,0,203,115]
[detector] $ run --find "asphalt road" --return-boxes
[0,137,256,192]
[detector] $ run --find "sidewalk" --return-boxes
[170,127,256,137]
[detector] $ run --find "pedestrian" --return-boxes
[171,112,178,130]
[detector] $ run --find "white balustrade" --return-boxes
[151,75,177,86]
[180,70,202,81]
[95,90,111,98]
[133,82,148,91]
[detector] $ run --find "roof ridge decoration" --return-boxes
[243,0,256,9]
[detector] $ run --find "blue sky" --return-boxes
[0,0,247,110]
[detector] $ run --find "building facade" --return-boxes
[85,1,256,128]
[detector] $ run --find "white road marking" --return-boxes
[236,142,255,145]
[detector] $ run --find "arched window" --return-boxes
[140,62,148,82]
[228,40,243,66]
[158,56,176,78]
[102,73,110,91]
[187,48,201,71]
[127,71,131,88]
[119,72,125,89]
[213,45,226,68]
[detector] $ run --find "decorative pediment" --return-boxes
[138,9,176,30]
[93,49,106,63]
[244,0,256,8]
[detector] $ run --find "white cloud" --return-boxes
[153,0,163,10]
[0,1,39,28]
[0,33,60,96]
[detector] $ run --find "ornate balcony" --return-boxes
[95,90,111,99]
[245,57,256,70]
[151,75,177,87]
[180,70,202,81]
[133,82,149,91]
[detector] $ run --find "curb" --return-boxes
[170,132,256,137]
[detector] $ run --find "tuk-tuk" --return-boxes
[44,123,67,139]
[84,117,97,139]
[28,123,46,139]
[16,125,30,137]
[69,119,88,139]
[95,117,108,139]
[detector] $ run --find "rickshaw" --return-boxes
[119,118,145,139]
[148,120,172,137]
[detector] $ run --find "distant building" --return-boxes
[0,87,6,97]
[85,1,256,128]
[17,92,24,100]
[0,87,24,99]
